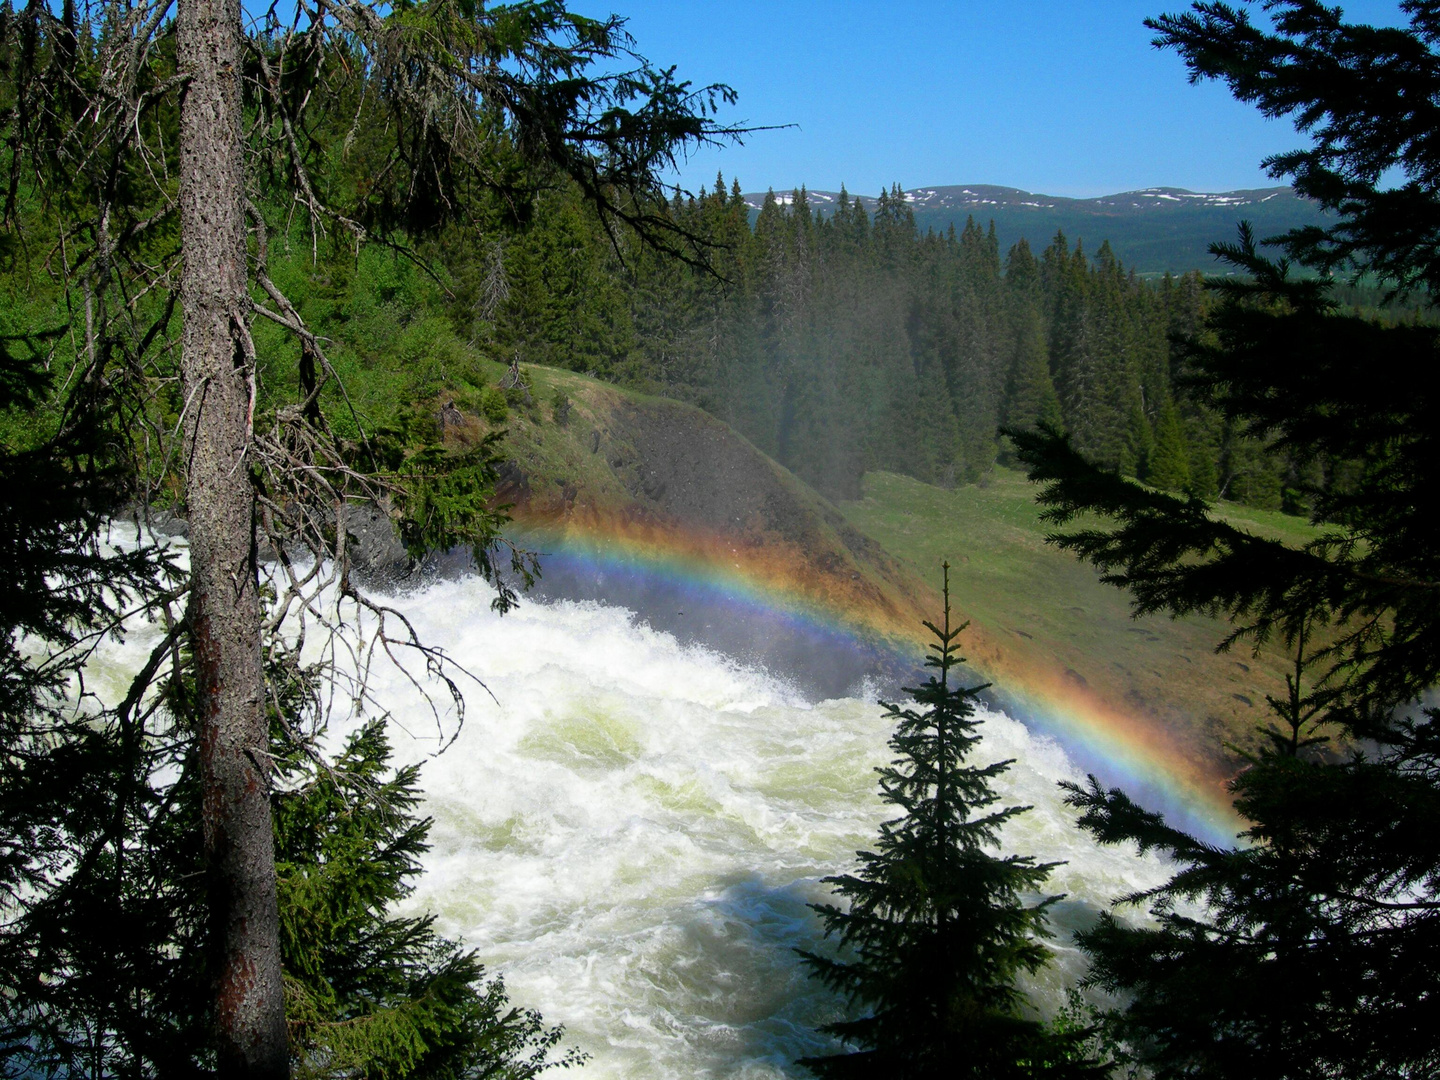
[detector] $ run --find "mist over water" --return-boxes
[353,573,1176,1079]
[84,526,1174,1077]
[507,533,919,702]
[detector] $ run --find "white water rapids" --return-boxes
[88,546,1176,1079]
[343,574,1175,1078]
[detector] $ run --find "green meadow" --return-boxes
[839,468,1318,761]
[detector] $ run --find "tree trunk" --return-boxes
[177,0,288,1074]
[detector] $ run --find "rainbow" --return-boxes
[509,515,1246,847]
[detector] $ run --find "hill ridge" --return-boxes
[743,182,1307,213]
[461,361,1301,783]
[741,183,1322,273]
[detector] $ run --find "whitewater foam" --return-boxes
[78,527,1175,1078]
[347,575,1176,1078]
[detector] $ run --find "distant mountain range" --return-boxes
[742,184,1325,275]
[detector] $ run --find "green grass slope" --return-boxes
[838,469,1316,764]
[425,350,1310,771]
[452,359,936,633]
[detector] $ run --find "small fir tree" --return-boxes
[798,566,1082,1080]
[277,721,583,1080]
[1145,400,1191,492]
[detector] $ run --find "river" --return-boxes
[340,571,1174,1078]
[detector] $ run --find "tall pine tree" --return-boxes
[798,567,1083,1080]
[1008,3,1440,1075]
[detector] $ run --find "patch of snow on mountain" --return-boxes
[740,184,1300,218]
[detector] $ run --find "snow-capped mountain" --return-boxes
[742,184,1305,215]
[740,184,1320,273]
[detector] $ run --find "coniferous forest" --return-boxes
[467,179,1296,506]
[3,0,1440,1078]
[427,168,1430,515]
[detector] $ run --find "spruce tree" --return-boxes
[1004,323,1064,432]
[798,567,1080,1080]
[1002,240,1065,451]
[276,721,580,1080]
[1011,241,1440,1080]
[1004,4,1440,1075]
[1145,399,1191,491]
[1058,635,1440,1080]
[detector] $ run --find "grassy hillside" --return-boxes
[838,469,1317,762]
[414,350,1317,773]
[448,358,937,638]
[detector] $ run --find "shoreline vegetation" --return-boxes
[5,0,1438,1074]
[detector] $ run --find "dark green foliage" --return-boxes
[495,187,640,375]
[388,435,538,613]
[1012,235,1440,726]
[550,387,572,426]
[481,387,511,424]
[315,146,1394,514]
[1218,426,1284,509]
[1011,323,1440,1077]
[0,649,580,1078]
[495,175,1240,504]
[277,722,580,1080]
[1119,397,1152,479]
[1002,316,1064,439]
[1146,401,1191,492]
[238,0,747,266]
[2,0,738,1070]
[0,659,210,1079]
[0,321,191,1077]
[1056,624,1440,1079]
[1064,744,1440,1080]
[1003,5,1440,1076]
[798,567,1087,1080]
[1183,412,1220,499]
[0,361,160,711]
[1147,0,1440,295]
[420,160,1238,504]
[1182,246,1438,718]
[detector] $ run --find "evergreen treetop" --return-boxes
[1148,0,1440,295]
[1003,4,1440,1076]
[798,566,1085,1080]
[278,721,582,1080]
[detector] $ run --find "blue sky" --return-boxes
[571,1,1408,198]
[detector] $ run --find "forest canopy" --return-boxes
[347,174,1419,513]
[5,0,1440,1076]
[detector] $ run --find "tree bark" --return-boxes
[177,0,288,1075]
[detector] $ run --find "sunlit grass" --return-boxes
[838,468,1319,761]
